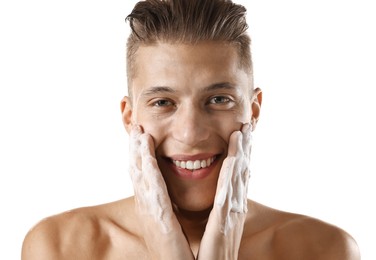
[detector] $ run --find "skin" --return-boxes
[22,42,360,259]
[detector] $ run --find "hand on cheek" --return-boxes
[216,123,251,216]
[129,125,172,232]
[129,125,194,259]
[197,123,252,260]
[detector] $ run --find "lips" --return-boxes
[165,154,220,180]
[172,156,216,170]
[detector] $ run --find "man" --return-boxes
[22,0,360,259]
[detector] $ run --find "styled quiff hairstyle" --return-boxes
[125,0,252,92]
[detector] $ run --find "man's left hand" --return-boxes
[197,123,252,260]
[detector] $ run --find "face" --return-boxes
[122,42,261,212]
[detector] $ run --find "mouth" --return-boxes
[164,154,221,180]
[172,156,216,171]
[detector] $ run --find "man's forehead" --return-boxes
[135,41,238,61]
[139,82,239,96]
[129,41,252,96]
[133,43,243,78]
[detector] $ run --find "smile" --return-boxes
[172,156,216,171]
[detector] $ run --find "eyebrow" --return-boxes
[140,86,176,97]
[203,82,236,92]
[140,82,236,97]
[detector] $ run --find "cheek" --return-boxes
[218,100,252,137]
[212,111,248,144]
[135,112,167,147]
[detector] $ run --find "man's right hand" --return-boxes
[129,125,194,260]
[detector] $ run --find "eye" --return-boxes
[151,99,175,107]
[206,95,236,110]
[208,96,232,104]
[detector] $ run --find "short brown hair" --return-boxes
[125,0,252,92]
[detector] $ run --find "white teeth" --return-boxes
[193,160,201,170]
[186,161,193,170]
[201,160,207,168]
[172,156,216,171]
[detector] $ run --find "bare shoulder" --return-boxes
[272,213,360,259]
[242,200,360,260]
[22,198,139,260]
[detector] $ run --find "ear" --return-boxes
[120,96,133,134]
[251,88,262,130]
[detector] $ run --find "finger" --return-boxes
[229,163,248,214]
[243,169,250,213]
[215,130,242,209]
[130,124,143,143]
[214,157,234,209]
[138,134,176,233]
[139,133,169,193]
[139,132,156,158]
[227,130,242,157]
[241,124,252,211]
[241,123,252,158]
[129,125,143,168]
[140,133,159,179]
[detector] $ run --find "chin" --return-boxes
[167,184,217,212]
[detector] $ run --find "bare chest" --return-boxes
[90,230,277,260]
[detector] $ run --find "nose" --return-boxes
[171,103,210,146]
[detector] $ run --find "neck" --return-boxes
[174,206,212,254]
[175,206,212,225]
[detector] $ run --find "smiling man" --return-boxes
[22,0,360,259]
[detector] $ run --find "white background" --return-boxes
[0,0,375,259]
